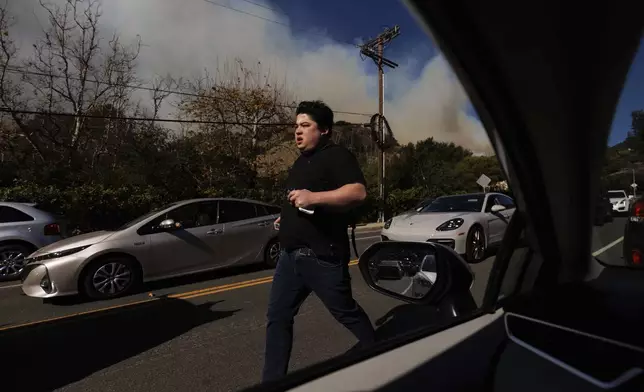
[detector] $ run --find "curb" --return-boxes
[351,222,384,231]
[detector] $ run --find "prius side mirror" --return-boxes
[159,219,182,231]
[359,241,477,317]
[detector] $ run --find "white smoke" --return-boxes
[7,0,492,154]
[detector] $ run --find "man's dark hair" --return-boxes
[296,100,334,135]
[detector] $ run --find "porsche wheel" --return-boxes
[465,226,486,263]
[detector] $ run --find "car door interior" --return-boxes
[494,263,644,392]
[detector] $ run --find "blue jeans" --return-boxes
[262,248,376,382]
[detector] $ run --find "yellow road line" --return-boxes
[179,260,359,300]
[0,259,360,332]
[180,278,274,299]
[168,276,275,298]
[0,298,156,332]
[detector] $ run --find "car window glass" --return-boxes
[257,204,282,217]
[420,195,485,213]
[256,204,269,217]
[596,39,643,267]
[147,202,218,231]
[0,1,544,391]
[0,206,34,223]
[499,195,515,209]
[218,200,258,223]
[118,202,180,231]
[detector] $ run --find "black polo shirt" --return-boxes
[279,140,366,263]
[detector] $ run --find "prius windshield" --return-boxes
[116,202,180,231]
[421,195,484,213]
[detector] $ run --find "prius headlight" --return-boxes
[436,218,464,231]
[27,245,92,263]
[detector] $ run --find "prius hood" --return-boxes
[30,230,116,257]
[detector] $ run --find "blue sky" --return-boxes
[268,0,641,146]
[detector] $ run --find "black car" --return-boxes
[594,193,614,226]
[622,196,644,266]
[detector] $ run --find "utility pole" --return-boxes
[358,25,400,222]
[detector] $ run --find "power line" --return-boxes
[234,0,275,12]
[203,0,288,27]
[3,66,371,117]
[0,107,295,126]
[201,0,359,47]
[0,107,371,129]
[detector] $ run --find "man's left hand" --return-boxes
[288,189,317,209]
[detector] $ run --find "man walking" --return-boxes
[262,100,376,382]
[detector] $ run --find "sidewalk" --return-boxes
[352,222,384,232]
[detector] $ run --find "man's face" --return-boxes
[295,113,327,151]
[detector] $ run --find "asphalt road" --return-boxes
[0,219,628,392]
[592,216,628,265]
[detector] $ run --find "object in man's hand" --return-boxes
[298,207,315,215]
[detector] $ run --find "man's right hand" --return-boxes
[274,216,281,230]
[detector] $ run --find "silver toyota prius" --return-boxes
[20,198,281,300]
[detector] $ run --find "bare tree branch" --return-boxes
[0,2,46,161]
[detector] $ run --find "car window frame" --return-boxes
[245,1,556,387]
[217,200,259,224]
[255,203,269,217]
[0,206,35,223]
[498,195,516,209]
[259,203,282,217]
[137,201,219,235]
[484,194,500,212]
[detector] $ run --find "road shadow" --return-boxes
[343,303,442,355]
[2,297,240,392]
[45,262,271,306]
[374,303,442,342]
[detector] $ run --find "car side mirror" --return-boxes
[491,204,506,213]
[158,219,182,231]
[359,241,477,316]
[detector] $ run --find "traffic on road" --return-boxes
[0,213,629,392]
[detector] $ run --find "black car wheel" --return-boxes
[265,238,281,268]
[0,243,34,281]
[81,257,141,300]
[465,226,486,263]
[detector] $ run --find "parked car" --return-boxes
[381,192,516,263]
[20,198,281,299]
[412,198,434,212]
[0,202,67,281]
[594,193,614,226]
[607,189,631,214]
[622,196,644,267]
